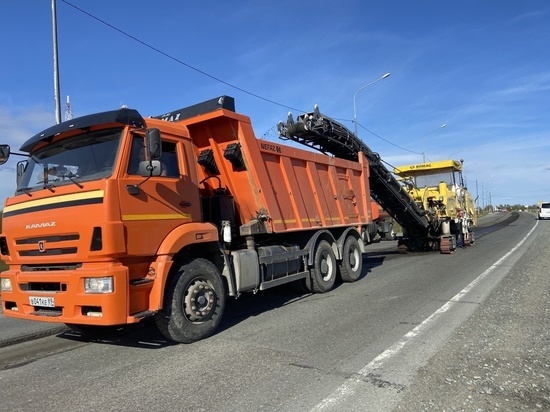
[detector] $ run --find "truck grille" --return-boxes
[19,247,77,256]
[21,263,82,272]
[16,234,79,244]
[15,234,80,257]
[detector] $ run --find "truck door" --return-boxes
[119,133,200,255]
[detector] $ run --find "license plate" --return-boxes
[29,296,55,308]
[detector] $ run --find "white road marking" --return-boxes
[311,220,539,411]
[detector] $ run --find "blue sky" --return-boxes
[1,1,550,208]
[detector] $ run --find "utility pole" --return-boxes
[52,0,62,124]
[475,178,479,212]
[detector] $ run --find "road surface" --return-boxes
[1,212,547,411]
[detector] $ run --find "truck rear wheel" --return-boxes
[339,236,363,282]
[384,223,396,240]
[308,240,337,293]
[155,258,226,343]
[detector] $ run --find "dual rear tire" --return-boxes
[306,236,363,293]
[339,236,363,282]
[307,240,338,293]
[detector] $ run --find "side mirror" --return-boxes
[16,162,25,186]
[138,160,163,177]
[126,159,163,195]
[146,128,162,160]
[0,144,10,165]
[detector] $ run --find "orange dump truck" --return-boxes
[0,96,379,343]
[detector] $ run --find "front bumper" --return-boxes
[1,262,131,326]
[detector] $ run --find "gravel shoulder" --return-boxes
[394,219,550,411]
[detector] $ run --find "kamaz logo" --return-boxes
[26,222,56,230]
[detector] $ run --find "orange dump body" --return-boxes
[181,109,374,234]
[370,201,382,222]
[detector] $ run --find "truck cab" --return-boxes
[0,108,205,326]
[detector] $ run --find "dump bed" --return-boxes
[277,105,432,238]
[177,108,374,234]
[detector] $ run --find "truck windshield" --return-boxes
[414,168,456,188]
[16,128,123,193]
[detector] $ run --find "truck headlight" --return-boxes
[1,278,12,292]
[84,277,113,294]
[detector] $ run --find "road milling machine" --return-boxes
[278,106,477,254]
[393,160,477,253]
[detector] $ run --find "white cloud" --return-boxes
[0,106,54,209]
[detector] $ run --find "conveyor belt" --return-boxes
[277,106,430,236]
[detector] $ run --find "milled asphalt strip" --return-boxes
[310,220,539,412]
[0,324,68,349]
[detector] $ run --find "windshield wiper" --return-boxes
[58,171,84,189]
[16,187,33,197]
[36,178,56,193]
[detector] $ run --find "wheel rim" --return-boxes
[183,278,216,323]
[348,245,361,271]
[320,251,334,281]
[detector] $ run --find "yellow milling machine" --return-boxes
[393,159,477,253]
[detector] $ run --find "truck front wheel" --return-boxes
[155,258,226,343]
[307,240,337,293]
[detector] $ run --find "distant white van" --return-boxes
[538,202,550,220]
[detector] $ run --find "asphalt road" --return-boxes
[1,212,546,411]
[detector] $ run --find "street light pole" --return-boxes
[353,72,390,136]
[421,124,446,162]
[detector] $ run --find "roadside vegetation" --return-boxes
[493,203,540,213]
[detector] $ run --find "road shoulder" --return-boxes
[394,220,550,410]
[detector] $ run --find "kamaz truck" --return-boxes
[0,96,380,343]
